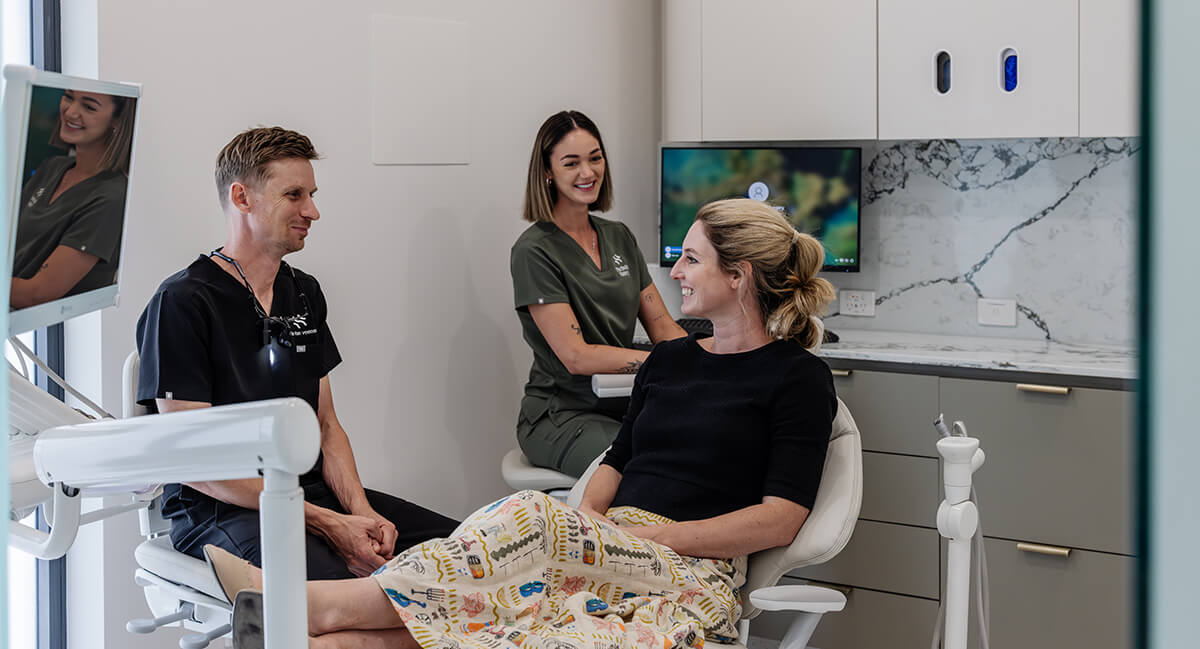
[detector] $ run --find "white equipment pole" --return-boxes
[936,436,984,649]
[260,468,309,649]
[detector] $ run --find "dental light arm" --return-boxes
[8,392,319,649]
[33,397,319,489]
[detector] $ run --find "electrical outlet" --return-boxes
[977,298,1017,326]
[840,290,876,317]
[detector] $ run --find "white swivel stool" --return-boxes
[500,448,576,499]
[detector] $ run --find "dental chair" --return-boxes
[566,394,862,649]
[121,351,235,649]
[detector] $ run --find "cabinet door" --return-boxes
[965,538,1134,649]
[939,378,1133,554]
[663,0,703,142]
[700,0,876,140]
[879,0,1078,139]
[1080,0,1139,136]
[791,520,940,599]
[861,451,940,528]
[831,369,939,457]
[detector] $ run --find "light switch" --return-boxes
[977,298,1017,327]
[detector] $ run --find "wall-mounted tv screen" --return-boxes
[659,145,861,271]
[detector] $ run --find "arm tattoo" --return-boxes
[570,324,583,336]
[618,360,643,374]
[644,293,655,303]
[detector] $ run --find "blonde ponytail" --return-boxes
[695,199,836,346]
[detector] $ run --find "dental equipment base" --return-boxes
[7,389,320,649]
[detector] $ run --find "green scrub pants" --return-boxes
[516,409,622,478]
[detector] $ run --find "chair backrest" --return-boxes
[123,350,170,537]
[567,396,863,619]
[123,350,149,418]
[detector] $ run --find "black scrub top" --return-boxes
[135,256,342,519]
[14,156,126,295]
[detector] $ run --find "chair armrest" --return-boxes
[748,584,847,614]
[591,374,635,398]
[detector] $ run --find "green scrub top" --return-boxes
[14,155,126,295]
[510,215,652,423]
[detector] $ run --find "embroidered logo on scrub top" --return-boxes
[26,187,45,209]
[279,313,317,352]
[612,254,630,278]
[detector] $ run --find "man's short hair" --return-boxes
[215,127,320,207]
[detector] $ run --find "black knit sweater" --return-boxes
[603,334,836,522]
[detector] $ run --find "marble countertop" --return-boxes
[819,329,1136,380]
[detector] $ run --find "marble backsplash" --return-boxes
[823,138,1139,347]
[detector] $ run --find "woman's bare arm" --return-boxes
[529,303,649,375]
[626,496,810,558]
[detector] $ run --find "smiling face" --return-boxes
[546,128,605,209]
[669,221,742,320]
[241,157,320,255]
[57,90,118,148]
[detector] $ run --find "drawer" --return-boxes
[965,537,1134,649]
[831,369,939,456]
[860,451,939,527]
[751,576,938,649]
[789,519,939,599]
[939,378,1133,554]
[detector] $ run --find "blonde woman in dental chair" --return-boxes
[206,198,838,649]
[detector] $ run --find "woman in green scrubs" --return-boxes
[510,110,686,477]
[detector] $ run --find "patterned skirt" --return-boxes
[371,490,746,649]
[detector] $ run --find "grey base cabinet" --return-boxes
[967,538,1133,649]
[748,368,1135,649]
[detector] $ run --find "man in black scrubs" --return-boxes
[135,127,458,580]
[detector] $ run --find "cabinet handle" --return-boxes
[831,369,852,377]
[800,579,853,597]
[1015,383,1070,396]
[1016,542,1071,558]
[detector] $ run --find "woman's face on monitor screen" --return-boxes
[57,90,117,147]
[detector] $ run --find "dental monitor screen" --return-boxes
[2,65,140,335]
[659,145,861,271]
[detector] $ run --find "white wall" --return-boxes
[64,1,662,647]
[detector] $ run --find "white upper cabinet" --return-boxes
[879,0,1079,140]
[664,0,1134,141]
[1080,0,1139,137]
[663,0,877,142]
[662,0,704,142]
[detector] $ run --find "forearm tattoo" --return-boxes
[570,324,582,336]
[618,360,643,374]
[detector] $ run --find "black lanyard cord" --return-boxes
[208,247,313,347]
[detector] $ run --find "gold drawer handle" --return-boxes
[1017,542,1072,558]
[831,369,852,377]
[801,579,854,597]
[1016,383,1071,396]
